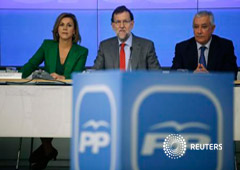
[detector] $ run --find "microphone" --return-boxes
[127,47,133,71]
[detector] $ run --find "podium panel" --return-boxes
[71,71,234,170]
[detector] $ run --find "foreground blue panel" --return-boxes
[72,71,234,170]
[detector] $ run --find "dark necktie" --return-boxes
[199,46,207,68]
[120,43,125,70]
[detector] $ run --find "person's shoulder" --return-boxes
[212,34,233,45]
[42,39,58,45]
[133,35,153,44]
[73,43,88,55]
[74,43,88,51]
[100,36,117,44]
[40,39,58,49]
[176,37,195,47]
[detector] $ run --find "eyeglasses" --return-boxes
[113,20,132,26]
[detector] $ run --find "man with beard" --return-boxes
[93,5,161,71]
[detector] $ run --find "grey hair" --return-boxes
[193,11,215,27]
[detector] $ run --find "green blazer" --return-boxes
[21,40,88,79]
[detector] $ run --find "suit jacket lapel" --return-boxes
[111,38,119,69]
[48,42,58,73]
[187,38,198,70]
[64,44,79,75]
[131,36,140,69]
[207,36,218,70]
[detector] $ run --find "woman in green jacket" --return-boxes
[22,13,88,169]
[21,13,88,80]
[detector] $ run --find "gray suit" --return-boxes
[93,35,161,70]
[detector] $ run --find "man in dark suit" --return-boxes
[171,11,238,79]
[93,5,161,70]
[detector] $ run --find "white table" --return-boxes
[0,84,240,140]
[0,85,72,137]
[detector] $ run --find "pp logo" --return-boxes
[141,121,210,156]
[79,119,110,154]
[163,134,186,159]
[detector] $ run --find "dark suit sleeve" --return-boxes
[171,43,183,70]
[92,42,105,70]
[21,41,45,78]
[223,41,238,79]
[146,41,161,70]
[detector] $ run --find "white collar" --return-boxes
[118,33,132,47]
[196,37,212,49]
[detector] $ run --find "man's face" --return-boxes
[193,15,215,45]
[111,11,134,42]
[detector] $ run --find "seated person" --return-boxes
[171,11,238,79]
[21,12,88,169]
[93,5,161,71]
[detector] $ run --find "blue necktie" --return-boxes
[199,46,207,68]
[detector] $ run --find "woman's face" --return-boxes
[58,17,75,41]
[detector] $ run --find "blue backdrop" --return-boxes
[0,0,239,67]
